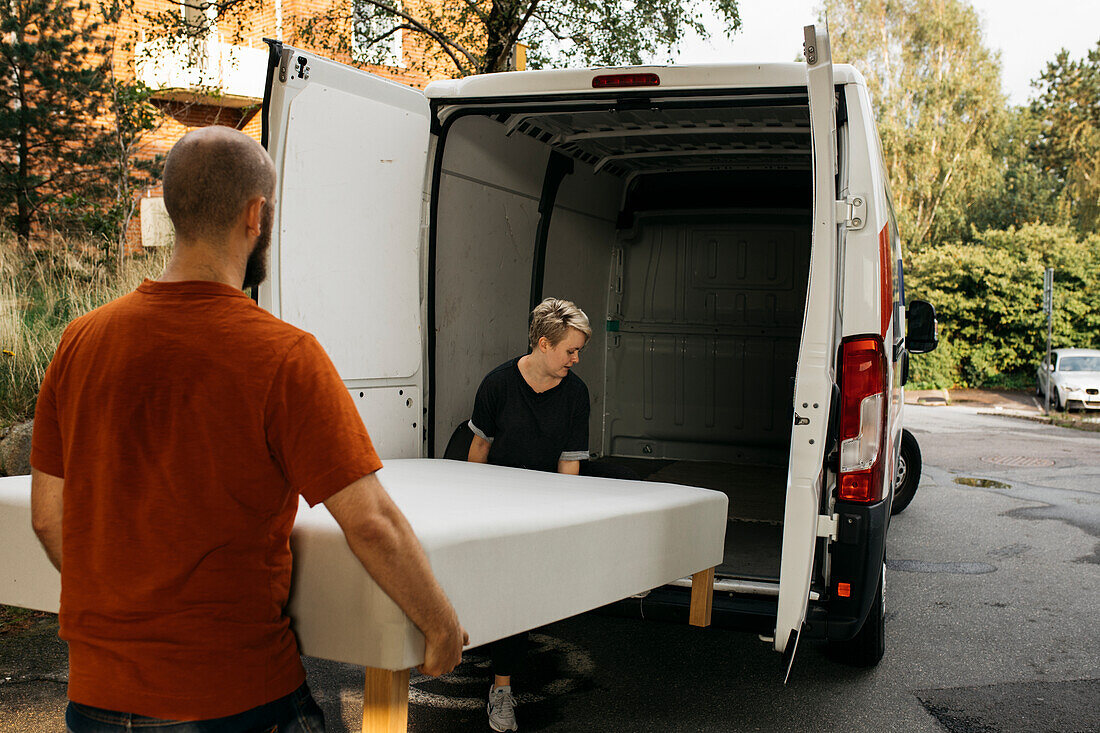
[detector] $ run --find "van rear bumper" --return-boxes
[806,496,889,642]
[600,497,888,642]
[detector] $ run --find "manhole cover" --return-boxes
[980,455,1054,467]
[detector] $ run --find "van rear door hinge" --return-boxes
[834,195,867,231]
[816,513,839,540]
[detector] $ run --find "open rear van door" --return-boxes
[261,43,430,458]
[774,25,841,670]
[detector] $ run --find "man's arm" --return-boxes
[468,434,491,463]
[324,473,468,676]
[30,469,64,571]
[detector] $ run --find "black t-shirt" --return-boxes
[469,356,590,473]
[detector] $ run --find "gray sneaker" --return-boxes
[487,685,518,732]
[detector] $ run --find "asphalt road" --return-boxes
[2,405,1098,731]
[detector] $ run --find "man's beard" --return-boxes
[242,202,273,290]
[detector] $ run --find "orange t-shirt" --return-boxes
[30,279,383,720]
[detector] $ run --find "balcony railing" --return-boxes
[134,37,267,106]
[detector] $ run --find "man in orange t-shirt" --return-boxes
[30,127,467,730]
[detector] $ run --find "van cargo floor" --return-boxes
[597,458,785,580]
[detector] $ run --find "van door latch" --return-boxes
[295,55,310,80]
[278,47,293,83]
[816,513,839,540]
[835,195,867,231]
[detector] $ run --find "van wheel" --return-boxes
[890,429,921,515]
[830,562,886,667]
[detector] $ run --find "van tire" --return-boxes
[890,429,921,515]
[830,562,886,667]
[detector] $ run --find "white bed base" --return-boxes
[0,460,726,730]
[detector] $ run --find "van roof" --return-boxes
[425,62,865,99]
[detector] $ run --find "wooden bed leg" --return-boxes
[362,666,410,733]
[689,567,715,628]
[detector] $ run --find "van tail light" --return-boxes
[838,336,887,503]
[592,73,660,88]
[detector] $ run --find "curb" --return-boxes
[976,410,1050,424]
[977,410,1100,433]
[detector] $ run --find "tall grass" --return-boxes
[0,232,170,427]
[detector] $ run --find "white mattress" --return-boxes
[0,460,726,670]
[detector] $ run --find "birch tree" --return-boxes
[822,0,1005,249]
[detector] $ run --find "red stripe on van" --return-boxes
[879,225,892,338]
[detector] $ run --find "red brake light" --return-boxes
[838,336,887,503]
[592,73,660,88]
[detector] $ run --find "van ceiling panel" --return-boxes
[504,105,811,176]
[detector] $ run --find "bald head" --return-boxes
[163,127,276,243]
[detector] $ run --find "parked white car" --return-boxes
[1037,348,1100,411]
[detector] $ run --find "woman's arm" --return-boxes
[468,434,491,463]
[557,460,580,475]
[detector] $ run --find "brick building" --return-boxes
[109,0,459,247]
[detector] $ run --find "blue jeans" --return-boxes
[65,682,326,732]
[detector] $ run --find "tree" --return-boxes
[0,0,162,252]
[1030,42,1100,236]
[143,0,741,79]
[905,224,1100,387]
[822,0,1005,249]
[0,0,114,245]
[967,105,1064,234]
[98,0,164,263]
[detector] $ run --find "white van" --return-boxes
[259,25,937,671]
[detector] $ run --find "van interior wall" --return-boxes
[605,202,812,467]
[432,115,619,455]
[433,115,542,454]
[538,160,620,454]
[602,172,812,579]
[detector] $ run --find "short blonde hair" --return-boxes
[529,298,592,350]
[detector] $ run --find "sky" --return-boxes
[655,0,1100,105]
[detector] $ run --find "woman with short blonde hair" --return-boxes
[527,298,592,351]
[466,296,592,732]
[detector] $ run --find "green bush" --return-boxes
[908,335,958,389]
[905,224,1100,388]
[0,233,170,427]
